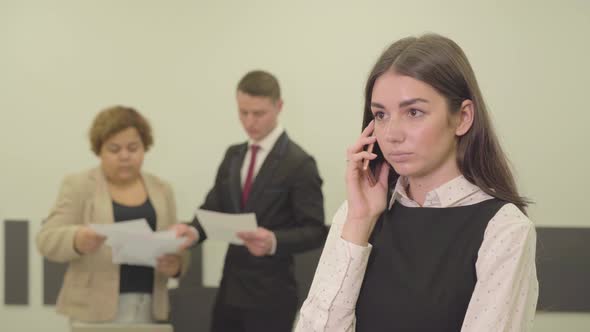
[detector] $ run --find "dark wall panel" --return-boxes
[536,227,590,312]
[4,220,29,305]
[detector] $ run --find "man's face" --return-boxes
[237,91,282,142]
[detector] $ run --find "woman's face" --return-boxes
[99,127,145,185]
[370,71,469,182]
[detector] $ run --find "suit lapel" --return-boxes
[91,168,115,225]
[229,143,248,213]
[244,132,289,210]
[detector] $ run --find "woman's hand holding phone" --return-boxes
[363,140,377,186]
[342,120,390,246]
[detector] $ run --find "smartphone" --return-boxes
[363,140,377,186]
[363,141,375,171]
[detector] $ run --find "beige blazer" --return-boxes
[36,168,189,322]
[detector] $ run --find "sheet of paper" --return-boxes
[90,219,152,235]
[90,220,185,267]
[111,232,184,267]
[90,219,152,246]
[194,209,258,245]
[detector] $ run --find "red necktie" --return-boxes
[241,144,260,209]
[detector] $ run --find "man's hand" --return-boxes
[237,227,276,257]
[169,223,199,250]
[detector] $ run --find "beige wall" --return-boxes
[1,0,589,330]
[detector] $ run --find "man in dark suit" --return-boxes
[176,70,326,332]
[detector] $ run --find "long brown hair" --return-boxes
[362,34,530,213]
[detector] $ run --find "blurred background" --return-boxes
[1,0,589,331]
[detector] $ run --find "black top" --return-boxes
[356,198,506,332]
[112,198,157,294]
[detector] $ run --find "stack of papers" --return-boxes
[90,219,185,267]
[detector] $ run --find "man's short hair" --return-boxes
[237,70,281,102]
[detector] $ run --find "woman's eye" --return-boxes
[408,109,424,117]
[373,111,385,120]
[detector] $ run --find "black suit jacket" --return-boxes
[191,132,327,308]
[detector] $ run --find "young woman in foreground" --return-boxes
[296,34,538,332]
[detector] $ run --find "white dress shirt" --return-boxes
[242,124,284,255]
[241,124,284,187]
[296,175,538,332]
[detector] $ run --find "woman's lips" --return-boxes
[388,152,413,162]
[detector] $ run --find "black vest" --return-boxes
[356,199,505,332]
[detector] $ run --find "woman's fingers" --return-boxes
[361,120,375,137]
[157,255,180,274]
[346,121,377,172]
[346,120,376,157]
[347,136,377,159]
[348,151,377,164]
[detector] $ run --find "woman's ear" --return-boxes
[455,99,474,136]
